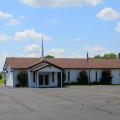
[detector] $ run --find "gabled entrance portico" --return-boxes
[28,61,64,88]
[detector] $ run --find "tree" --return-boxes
[100,70,112,85]
[17,71,28,87]
[77,71,88,85]
[118,53,120,59]
[45,55,55,58]
[103,53,117,59]
[94,53,117,59]
[94,55,102,59]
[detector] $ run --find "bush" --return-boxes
[90,81,102,85]
[100,70,112,85]
[77,71,88,85]
[0,73,2,80]
[17,71,28,87]
[64,82,79,86]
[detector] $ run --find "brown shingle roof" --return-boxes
[47,58,120,69]
[4,57,41,70]
[3,57,120,70]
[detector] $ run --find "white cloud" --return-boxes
[6,18,21,26]
[23,44,41,58]
[115,22,120,32]
[47,48,65,57]
[73,37,81,42]
[66,54,81,58]
[0,11,12,19]
[0,33,11,42]
[19,15,26,19]
[50,19,57,24]
[14,29,52,41]
[85,45,107,53]
[21,0,102,7]
[25,44,41,53]
[96,7,119,20]
[21,53,40,58]
[44,18,57,26]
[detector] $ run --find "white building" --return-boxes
[3,57,120,87]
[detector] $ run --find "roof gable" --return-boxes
[30,61,64,72]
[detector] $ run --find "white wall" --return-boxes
[39,66,62,72]
[5,66,14,87]
[89,69,120,84]
[6,67,120,87]
[89,69,102,83]
[13,69,28,87]
[65,69,102,83]
[111,69,120,84]
[65,69,80,83]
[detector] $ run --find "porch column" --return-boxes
[28,70,31,87]
[61,72,63,87]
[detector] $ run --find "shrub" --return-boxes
[90,81,102,85]
[17,71,28,87]
[64,81,79,86]
[77,71,88,85]
[0,73,2,80]
[100,70,112,85]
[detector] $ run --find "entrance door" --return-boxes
[39,74,49,86]
[44,75,49,85]
[39,75,43,85]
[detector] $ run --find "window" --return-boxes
[68,72,70,83]
[33,72,35,83]
[96,71,98,82]
[52,72,54,82]
[39,75,43,85]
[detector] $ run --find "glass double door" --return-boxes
[39,74,49,86]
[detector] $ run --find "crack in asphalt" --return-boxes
[37,91,120,116]
[9,96,37,112]
[0,91,37,112]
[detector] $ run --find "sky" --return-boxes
[0,0,120,70]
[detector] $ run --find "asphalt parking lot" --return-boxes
[0,86,120,120]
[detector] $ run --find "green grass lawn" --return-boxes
[0,79,4,85]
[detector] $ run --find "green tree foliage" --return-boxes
[94,53,117,59]
[17,71,28,87]
[118,53,120,59]
[0,73,2,80]
[45,55,55,58]
[77,71,88,85]
[94,55,101,59]
[103,53,117,59]
[100,70,112,85]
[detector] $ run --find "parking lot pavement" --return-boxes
[0,86,120,120]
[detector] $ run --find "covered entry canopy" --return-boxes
[29,60,64,72]
[28,60,64,88]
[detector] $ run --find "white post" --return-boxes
[61,72,63,88]
[35,72,37,88]
[28,70,31,87]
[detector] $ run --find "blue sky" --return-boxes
[0,0,120,70]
